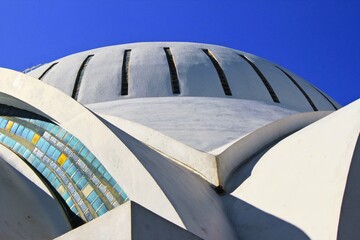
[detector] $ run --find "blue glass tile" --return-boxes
[13,142,22,152]
[15,125,24,135]
[10,123,19,133]
[53,178,61,189]
[33,158,41,168]
[57,129,66,139]
[120,191,127,200]
[68,137,78,148]
[36,137,45,148]
[50,126,60,135]
[18,146,26,155]
[92,198,102,211]
[52,149,61,160]
[62,160,71,171]
[77,178,88,190]
[62,191,70,200]
[46,145,56,158]
[67,165,77,177]
[42,167,51,177]
[45,124,53,131]
[92,159,100,169]
[47,173,56,183]
[28,154,36,164]
[21,128,29,139]
[0,134,5,142]
[73,142,84,153]
[97,205,107,216]
[108,178,116,187]
[103,172,111,181]
[72,171,82,183]
[87,191,97,203]
[71,206,79,215]
[98,165,105,175]
[26,130,35,141]
[63,133,72,143]
[37,162,46,172]
[85,152,95,163]
[80,148,89,158]
[41,141,50,152]
[23,149,31,158]
[66,198,74,206]
[0,119,7,129]
[114,184,121,193]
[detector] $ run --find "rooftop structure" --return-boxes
[0,42,358,240]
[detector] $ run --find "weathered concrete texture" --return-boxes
[230,99,360,239]
[0,147,70,240]
[55,201,202,240]
[26,42,339,111]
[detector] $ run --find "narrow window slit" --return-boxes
[38,62,58,80]
[202,49,232,96]
[121,50,131,96]
[275,66,318,111]
[72,55,94,100]
[239,55,280,103]
[164,47,180,94]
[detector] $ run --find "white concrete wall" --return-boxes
[24,42,340,112]
[230,98,360,239]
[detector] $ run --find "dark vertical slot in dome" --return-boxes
[121,50,131,96]
[239,54,280,103]
[164,47,180,94]
[72,55,94,100]
[202,49,232,96]
[38,62,58,80]
[275,66,318,111]
[313,88,338,110]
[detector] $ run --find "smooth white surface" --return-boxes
[231,98,360,239]
[87,97,297,152]
[26,42,339,111]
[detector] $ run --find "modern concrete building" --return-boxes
[0,42,358,239]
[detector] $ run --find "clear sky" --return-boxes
[0,0,359,105]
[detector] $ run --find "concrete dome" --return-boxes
[26,42,339,112]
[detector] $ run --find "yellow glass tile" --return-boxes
[5,121,13,131]
[31,133,40,145]
[57,153,67,166]
[57,185,66,195]
[82,184,93,197]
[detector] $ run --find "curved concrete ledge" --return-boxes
[97,114,219,185]
[0,68,184,228]
[218,111,332,186]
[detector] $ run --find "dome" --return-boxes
[26,42,339,112]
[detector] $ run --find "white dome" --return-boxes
[26,42,339,112]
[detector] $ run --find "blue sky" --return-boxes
[0,0,359,105]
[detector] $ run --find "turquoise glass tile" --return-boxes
[0,119,7,129]
[92,159,100,169]
[68,137,78,148]
[21,128,29,138]
[97,165,105,175]
[23,149,31,158]
[87,191,97,203]
[53,178,61,189]
[77,178,88,190]
[47,173,56,183]
[18,146,26,155]
[10,123,19,133]
[15,125,24,135]
[63,133,72,143]
[13,142,22,152]
[57,129,66,139]
[62,160,71,171]
[97,205,107,216]
[73,171,82,183]
[51,149,61,160]
[36,137,45,148]
[92,198,102,211]
[41,141,50,152]
[67,165,77,176]
[42,167,51,178]
[26,130,35,141]
[37,162,46,172]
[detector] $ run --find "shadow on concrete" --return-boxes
[223,194,310,240]
[100,116,310,240]
[337,134,360,240]
[0,156,71,240]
